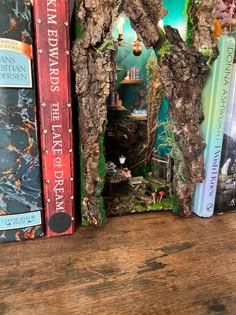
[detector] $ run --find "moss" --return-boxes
[147,199,173,210]
[75,17,84,40]
[158,121,188,183]
[94,39,114,56]
[184,0,193,46]
[159,199,174,208]
[94,124,107,224]
[172,193,179,213]
[149,181,163,192]
[79,146,87,225]
[74,0,83,40]
[134,204,146,211]
[198,47,214,67]
[134,200,174,212]
[158,41,173,59]
[80,125,107,225]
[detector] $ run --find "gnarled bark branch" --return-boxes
[158,26,210,216]
[123,0,167,48]
[72,0,117,225]
[188,0,218,50]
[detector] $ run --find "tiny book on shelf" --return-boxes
[214,58,236,214]
[0,0,44,242]
[33,0,75,236]
[193,35,235,217]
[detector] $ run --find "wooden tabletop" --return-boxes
[1,211,236,315]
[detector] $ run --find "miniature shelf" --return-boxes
[120,79,143,85]
[127,114,147,120]
[108,105,127,111]
[117,67,124,72]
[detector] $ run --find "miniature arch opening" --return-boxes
[102,15,174,216]
[73,0,220,224]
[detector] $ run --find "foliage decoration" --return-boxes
[95,0,123,56]
[198,46,214,67]
[144,52,163,167]
[184,0,194,46]
[158,121,187,184]
[157,40,173,58]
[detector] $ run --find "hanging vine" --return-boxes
[144,53,163,167]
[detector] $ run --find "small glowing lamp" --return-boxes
[119,155,126,167]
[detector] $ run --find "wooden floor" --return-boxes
[1,211,236,315]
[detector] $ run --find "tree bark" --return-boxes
[188,0,218,51]
[72,0,117,225]
[157,26,210,216]
[72,0,218,222]
[123,0,167,48]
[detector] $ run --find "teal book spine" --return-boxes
[193,36,235,217]
[0,0,44,241]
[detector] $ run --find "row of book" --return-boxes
[0,0,75,242]
[1,1,236,243]
[127,67,140,80]
[193,35,236,217]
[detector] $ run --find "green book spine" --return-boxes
[193,36,235,217]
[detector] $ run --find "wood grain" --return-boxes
[1,212,236,315]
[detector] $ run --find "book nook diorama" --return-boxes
[71,0,236,225]
[0,0,235,242]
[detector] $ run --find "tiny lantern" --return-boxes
[119,155,126,168]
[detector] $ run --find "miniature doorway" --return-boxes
[103,16,173,216]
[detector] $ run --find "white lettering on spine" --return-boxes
[47,0,59,92]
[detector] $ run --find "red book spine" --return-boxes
[33,0,74,236]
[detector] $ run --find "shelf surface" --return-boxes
[127,114,147,120]
[1,212,236,315]
[108,105,127,111]
[120,79,143,84]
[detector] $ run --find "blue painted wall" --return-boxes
[114,0,187,111]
